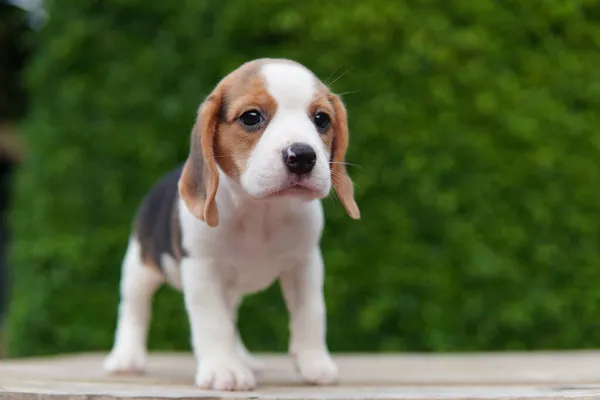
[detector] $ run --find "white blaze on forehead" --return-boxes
[261,62,317,109]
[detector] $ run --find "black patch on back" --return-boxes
[134,164,188,271]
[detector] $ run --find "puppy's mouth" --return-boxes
[266,182,322,199]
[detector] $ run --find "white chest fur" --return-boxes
[175,178,324,295]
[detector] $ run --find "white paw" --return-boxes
[294,351,339,385]
[103,347,147,374]
[195,356,256,391]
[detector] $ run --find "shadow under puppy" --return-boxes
[104,58,360,391]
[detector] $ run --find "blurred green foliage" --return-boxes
[0,2,31,121]
[5,0,600,357]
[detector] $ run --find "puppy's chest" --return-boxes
[218,216,308,293]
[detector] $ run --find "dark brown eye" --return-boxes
[239,110,263,127]
[313,112,331,133]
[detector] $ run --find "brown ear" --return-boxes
[178,90,222,227]
[329,94,360,220]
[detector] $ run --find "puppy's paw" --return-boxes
[294,351,339,385]
[195,356,256,391]
[103,346,147,374]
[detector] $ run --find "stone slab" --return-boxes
[2,351,600,399]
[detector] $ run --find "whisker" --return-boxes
[327,182,342,209]
[212,154,235,160]
[328,67,353,87]
[330,161,364,171]
[337,90,361,96]
[322,196,338,214]
[324,65,343,86]
[330,170,361,190]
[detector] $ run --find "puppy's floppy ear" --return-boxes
[329,93,360,220]
[178,87,223,227]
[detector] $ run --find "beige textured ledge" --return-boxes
[2,351,600,399]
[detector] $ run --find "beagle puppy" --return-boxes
[103,58,360,391]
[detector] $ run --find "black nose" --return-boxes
[282,143,317,175]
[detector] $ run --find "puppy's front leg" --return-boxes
[279,248,339,385]
[181,258,255,391]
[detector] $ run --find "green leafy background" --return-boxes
[5,0,600,357]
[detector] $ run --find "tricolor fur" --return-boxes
[104,58,360,391]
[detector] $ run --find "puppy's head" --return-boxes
[179,58,360,227]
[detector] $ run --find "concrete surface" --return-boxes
[2,351,600,399]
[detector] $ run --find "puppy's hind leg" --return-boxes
[104,238,164,374]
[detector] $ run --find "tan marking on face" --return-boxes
[212,61,278,180]
[309,82,337,152]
